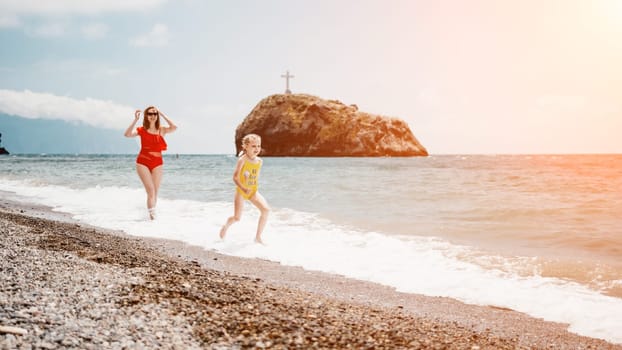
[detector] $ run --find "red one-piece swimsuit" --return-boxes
[136,127,167,171]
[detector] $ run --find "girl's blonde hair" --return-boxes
[238,134,261,156]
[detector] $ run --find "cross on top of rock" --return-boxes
[281,70,294,94]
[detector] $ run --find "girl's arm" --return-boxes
[124,110,141,137]
[159,111,177,135]
[232,156,250,194]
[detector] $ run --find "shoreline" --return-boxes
[1,199,620,349]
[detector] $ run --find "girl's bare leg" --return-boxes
[220,192,244,239]
[249,192,270,244]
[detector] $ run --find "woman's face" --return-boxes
[146,108,159,124]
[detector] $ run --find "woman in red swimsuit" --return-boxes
[124,106,177,219]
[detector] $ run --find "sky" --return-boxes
[0,0,621,154]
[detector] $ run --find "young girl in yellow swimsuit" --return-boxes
[219,134,270,244]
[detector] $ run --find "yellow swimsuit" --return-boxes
[237,158,261,200]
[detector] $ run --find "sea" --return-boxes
[1,153,621,344]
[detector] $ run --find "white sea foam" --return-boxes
[1,178,621,344]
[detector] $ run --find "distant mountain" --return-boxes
[0,113,138,154]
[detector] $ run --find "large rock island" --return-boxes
[235,94,428,157]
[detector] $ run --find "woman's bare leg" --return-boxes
[136,164,157,218]
[151,165,163,208]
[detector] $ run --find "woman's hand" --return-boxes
[158,110,178,134]
[125,110,141,137]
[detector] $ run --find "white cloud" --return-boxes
[0,0,167,16]
[27,22,66,37]
[33,59,125,78]
[0,89,134,129]
[81,23,109,39]
[130,23,170,47]
[0,14,20,28]
[0,0,167,33]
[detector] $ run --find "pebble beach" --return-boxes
[1,201,620,349]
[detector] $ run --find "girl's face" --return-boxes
[245,140,261,157]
